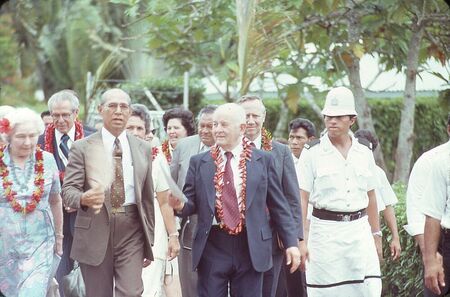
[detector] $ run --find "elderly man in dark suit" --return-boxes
[62,88,155,297]
[169,103,301,297]
[37,89,95,295]
[237,95,306,297]
[170,105,217,297]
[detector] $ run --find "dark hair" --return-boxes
[130,103,151,133]
[197,105,218,122]
[354,129,378,151]
[162,107,195,136]
[289,118,316,138]
[40,110,51,119]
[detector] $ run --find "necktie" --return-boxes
[60,134,70,159]
[110,138,125,208]
[221,152,240,230]
[250,142,256,148]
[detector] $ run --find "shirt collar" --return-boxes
[55,125,76,142]
[250,134,262,149]
[219,141,244,160]
[101,127,127,148]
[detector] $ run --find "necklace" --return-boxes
[10,159,34,192]
[161,140,172,164]
[211,137,252,235]
[261,127,273,151]
[0,146,45,214]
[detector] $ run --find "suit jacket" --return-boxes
[180,147,298,273]
[170,134,203,190]
[61,132,155,266]
[271,141,303,248]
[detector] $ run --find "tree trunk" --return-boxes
[273,99,289,139]
[345,1,388,174]
[393,24,423,183]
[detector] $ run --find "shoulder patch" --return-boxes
[304,139,320,150]
[357,138,372,150]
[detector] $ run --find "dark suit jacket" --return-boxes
[179,147,298,273]
[61,132,155,265]
[271,141,303,247]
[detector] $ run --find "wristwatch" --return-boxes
[372,230,382,237]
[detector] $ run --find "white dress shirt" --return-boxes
[251,134,262,149]
[55,125,76,166]
[101,128,136,205]
[419,140,450,228]
[298,133,377,212]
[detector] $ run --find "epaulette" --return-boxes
[304,139,320,150]
[357,137,372,150]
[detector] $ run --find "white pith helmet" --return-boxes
[321,87,357,116]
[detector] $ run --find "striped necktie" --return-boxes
[60,134,70,159]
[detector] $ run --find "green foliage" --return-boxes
[380,182,423,297]
[260,96,448,172]
[120,77,205,115]
[0,14,18,81]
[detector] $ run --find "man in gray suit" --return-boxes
[170,105,217,297]
[237,95,306,297]
[62,89,155,297]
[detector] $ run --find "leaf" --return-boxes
[352,44,365,59]
[429,71,449,83]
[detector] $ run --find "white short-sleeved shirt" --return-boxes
[404,151,434,236]
[298,133,377,212]
[152,151,169,193]
[374,165,397,212]
[419,141,450,228]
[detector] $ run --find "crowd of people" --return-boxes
[0,86,448,297]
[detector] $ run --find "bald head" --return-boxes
[100,88,131,105]
[212,103,247,151]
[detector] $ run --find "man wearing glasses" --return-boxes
[38,89,95,296]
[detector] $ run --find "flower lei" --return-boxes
[43,121,84,181]
[161,139,172,164]
[261,127,273,151]
[0,146,45,214]
[151,147,159,161]
[211,137,252,235]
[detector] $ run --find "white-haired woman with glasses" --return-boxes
[0,108,63,297]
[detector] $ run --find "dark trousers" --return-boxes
[178,215,198,297]
[198,227,263,297]
[80,209,144,297]
[424,229,450,297]
[262,251,284,297]
[56,209,77,296]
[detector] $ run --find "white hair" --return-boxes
[47,90,80,112]
[100,88,131,105]
[0,105,14,118]
[214,103,246,125]
[3,108,45,141]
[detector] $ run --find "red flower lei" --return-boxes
[161,140,172,164]
[151,147,159,161]
[261,127,273,151]
[0,146,45,214]
[211,137,252,235]
[43,121,84,181]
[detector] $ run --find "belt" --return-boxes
[111,204,138,214]
[312,207,367,222]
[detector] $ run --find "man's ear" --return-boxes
[73,109,80,119]
[97,104,103,114]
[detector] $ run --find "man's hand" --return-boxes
[168,191,184,212]
[424,252,445,295]
[373,234,383,262]
[167,235,181,261]
[285,246,301,273]
[143,258,152,268]
[390,237,401,260]
[80,185,105,212]
[299,240,308,272]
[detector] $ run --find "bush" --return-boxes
[381,182,423,296]
[120,77,206,115]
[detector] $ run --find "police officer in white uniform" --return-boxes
[298,86,382,297]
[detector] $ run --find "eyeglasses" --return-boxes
[51,112,73,120]
[105,103,130,112]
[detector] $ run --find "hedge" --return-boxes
[381,183,423,296]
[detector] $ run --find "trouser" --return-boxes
[80,207,144,297]
[424,229,450,297]
[178,215,198,297]
[56,209,76,296]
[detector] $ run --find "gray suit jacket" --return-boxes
[271,141,303,242]
[62,132,155,265]
[170,135,203,190]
